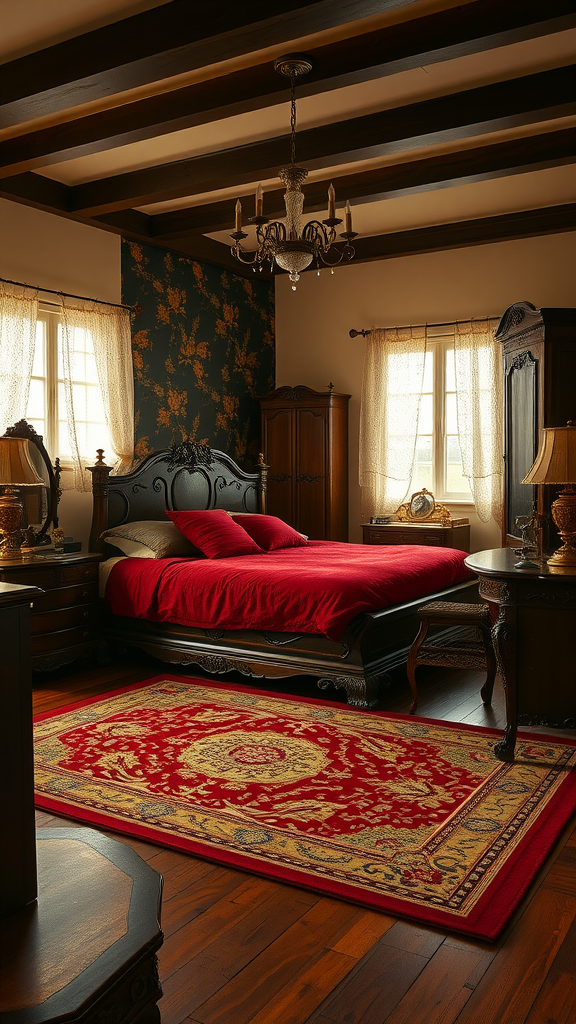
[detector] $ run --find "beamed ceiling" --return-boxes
[1,0,575,279]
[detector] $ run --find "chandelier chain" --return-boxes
[290,74,297,166]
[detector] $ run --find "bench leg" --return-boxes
[406,618,429,713]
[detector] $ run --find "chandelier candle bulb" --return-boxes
[255,184,263,218]
[234,199,242,233]
[328,183,336,220]
[345,200,352,234]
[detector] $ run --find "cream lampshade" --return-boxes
[522,421,576,567]
[0,436,45,560]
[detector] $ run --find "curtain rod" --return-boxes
[349,315,500,338]
[0,276,134,312]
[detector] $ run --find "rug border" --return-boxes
[34,673,576,941]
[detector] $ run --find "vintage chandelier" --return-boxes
[230,55,357,289]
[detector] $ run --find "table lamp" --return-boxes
[0,436,45,560]
[522,421,576,568]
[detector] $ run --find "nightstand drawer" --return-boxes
[32,581,99,613]
[31,603,99,635]
[32,623,99,654]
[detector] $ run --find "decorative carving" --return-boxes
[269,473,291,483]
[163,440,213,471]
[263,633,306,646]
[177,652,249,675]
[495,303,530,340]
[297,474,322,484]
[506,349,536,376]
[202,629,226,640]
[94,952,162,1024]
[273,386,312,401]
[317,674,381,708]
[478,578,511,603]
[523,587,576,606]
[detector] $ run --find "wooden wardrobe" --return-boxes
[259,385,350,541]
[495,301,576,552]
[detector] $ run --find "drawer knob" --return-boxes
[82,590,90,599]
[83,611,89,619]
[83,631,90,638]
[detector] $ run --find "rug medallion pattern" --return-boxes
[34,679,576,938]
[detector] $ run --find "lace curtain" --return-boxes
[0,282,38,433]
[60,297,134,490]
[359,326,427,519]
[454,319,503,524]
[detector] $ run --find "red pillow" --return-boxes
[230,513,308,551]
[166,509,264,558]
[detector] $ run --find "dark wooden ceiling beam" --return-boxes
[0,0,417,129]
[65,65,576,215]
[0,2,573,177]
[145,129,576,239]
[349,203,576,263]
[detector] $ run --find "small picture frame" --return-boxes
[370,515,391,525]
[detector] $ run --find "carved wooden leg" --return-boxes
[479,625,497,706]
[317,674,381,708]
[406,616,429,713]
[491,609,517,761]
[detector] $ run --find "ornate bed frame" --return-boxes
[89,446,477,708]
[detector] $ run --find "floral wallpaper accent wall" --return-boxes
[121,239,275,467]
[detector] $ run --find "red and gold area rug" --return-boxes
[34,677,576,940]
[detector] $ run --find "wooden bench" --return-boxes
[406,600,497,713]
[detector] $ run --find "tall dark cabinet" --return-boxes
[495,301,576,551]
[259,385,350,541]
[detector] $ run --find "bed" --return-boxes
[89,446,478,708]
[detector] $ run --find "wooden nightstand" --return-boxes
[0,551,102,671]
[362,521,470,552]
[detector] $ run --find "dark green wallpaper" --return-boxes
[121,239,275,468]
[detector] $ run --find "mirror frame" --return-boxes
[395,488,452,526]
[2,419,60,544]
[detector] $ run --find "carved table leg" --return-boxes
[479,624,497,706]
[491,606,517,761]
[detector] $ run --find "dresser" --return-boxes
[260,385,350,541]
[362,521,470,551]
[0,551,101,671]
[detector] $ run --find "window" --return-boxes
[25,305,111,463]
[410,332,472,502]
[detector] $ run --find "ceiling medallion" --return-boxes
[230,54,357,290]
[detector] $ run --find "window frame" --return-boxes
[27,301,110,468]
[411,329,473,505]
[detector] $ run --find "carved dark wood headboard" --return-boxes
[88,448,268,551]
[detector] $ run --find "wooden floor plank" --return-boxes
[308,941,429,1024]
[454,889,576,1024]
[382,943,491,1023]
[524,913,576,1023]
[193,898,361,1024]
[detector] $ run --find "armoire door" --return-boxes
[261,407,294,523]
[295,406,326,539]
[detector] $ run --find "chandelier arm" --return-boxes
[316,243,356,268]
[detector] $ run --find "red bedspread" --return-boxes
[104,541,474,641]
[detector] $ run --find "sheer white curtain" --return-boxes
[0,283,38,432]
[359,326,427,519]
[454,319,503,524]
[60,297,134,490]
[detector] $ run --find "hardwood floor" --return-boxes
[33,655,576,1024]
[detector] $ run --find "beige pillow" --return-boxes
[101,520,201,558]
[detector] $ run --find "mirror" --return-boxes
[2,419,60,545]
[409,489,435,520]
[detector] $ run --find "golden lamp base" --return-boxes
[0,488,24,561]
[547,488,576,569]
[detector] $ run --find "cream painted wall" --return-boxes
[275,231,576,551]
[0,198,121,549]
